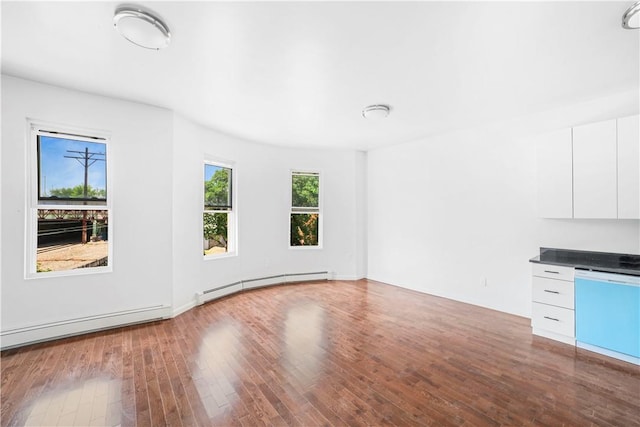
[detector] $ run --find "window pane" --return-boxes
[290,213,319,246]
[204,212,229,255]
[38,136,106,204]
[291,173,319,208]
[36,209,109,273]
[204,164,232,209]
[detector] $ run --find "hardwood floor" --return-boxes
[2,279,639,426]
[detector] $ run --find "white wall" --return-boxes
[367,89,640,317]
[171,115,366,313]
[1,76,174,335]
[3,73,637,346]
[1,76,366,345]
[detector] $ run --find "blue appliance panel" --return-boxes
[575,276,640,358]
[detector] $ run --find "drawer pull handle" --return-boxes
[544,316,560,322]
[544,270,560,274]
[543,290,560,294]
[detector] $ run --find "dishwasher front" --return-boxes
[575,269,640,364]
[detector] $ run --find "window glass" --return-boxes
[290,213,319,246]
[290,171,320,247]
[291,173,319,209]
[38,136,106,204]
[204,164,231,210]
[204,162,234,257]
[203,212,229,255]
[37,209,109,272]
[30,127,110,277]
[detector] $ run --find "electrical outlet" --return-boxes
[482,277,488,287]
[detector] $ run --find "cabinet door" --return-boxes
[532,302,575,338]
[532,276,574,309]
[617,115,640,219]
[575,277,640,358]
[573,119,617,219]
[536,128,573,218]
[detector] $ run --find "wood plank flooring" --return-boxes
[2,279,639,426]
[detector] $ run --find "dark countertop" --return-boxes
[529,247,640,277]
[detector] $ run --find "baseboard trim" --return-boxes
[577,341,640,365]
[2,272,347,349]
[532,328,576,346]
[172,300,197,318]
[332,275,365,281]
[1,305,171,350]
[199,271,330,305]
[242,275,286,290]
[197,283,243,305]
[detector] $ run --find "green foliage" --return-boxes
[203,168,230,251]
[292,174,319,207]
[49,184,106,199]
[205,168,230,208]
[290,174,319,246]
[36,262,51,273]
[203,212,228,248]
[290,213,319,246]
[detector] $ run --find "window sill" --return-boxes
[204,251,237,261]
[26,265,112,280]
[288,245,323,251]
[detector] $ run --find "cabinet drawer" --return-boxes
[532,263,574,281]
[532,302,575,338]
[532,276,574,309]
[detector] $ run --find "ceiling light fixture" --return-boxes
[622,1,640,29]
[362,104,391,120]
[113,5,171,49]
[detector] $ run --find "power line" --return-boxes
[64,147,105,243]
[63,147,105,199]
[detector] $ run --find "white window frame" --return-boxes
[26,120,112,279]
[289,170,323,250]
[203,157,237,260]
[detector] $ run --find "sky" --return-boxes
[204,164,224,181]
[39,136,106,196]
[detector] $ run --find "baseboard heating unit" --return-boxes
[1,304,171,350]
[196,271,329,305]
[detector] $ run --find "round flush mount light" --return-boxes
[114,5,171,49]
[622,1,640,29]
[362,104,391,120]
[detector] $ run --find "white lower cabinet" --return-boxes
[532,276,574,308]
[532,303,575,338]
[531,263,575,345]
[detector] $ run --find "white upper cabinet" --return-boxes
[572,119,618,219]
[537,128,573,218]
[617,115,640,219]
[536,116,639,219]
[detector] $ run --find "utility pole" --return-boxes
[64,148,105,243]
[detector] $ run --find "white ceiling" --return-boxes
[2,1,638,150]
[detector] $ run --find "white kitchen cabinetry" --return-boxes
[531,263,575,345]
[617,115,640,219]
[572,119,618,219]
[536,128,573,218]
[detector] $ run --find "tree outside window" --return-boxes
[204,163,234,257]
[290,171,321,247]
